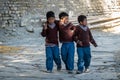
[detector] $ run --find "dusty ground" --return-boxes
[114,51,120,79]
[0,27,120,80]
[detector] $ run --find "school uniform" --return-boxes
[41,22,61,71]
[74,25,97,72]
[58,22,76,71]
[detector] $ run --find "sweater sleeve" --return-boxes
[41,21,48,37]
[41,29,47,37]
[41,23,47,37]
[73,27,80,43]
[89,29,97,46]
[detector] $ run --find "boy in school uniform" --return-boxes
[41,11,61,73]
[58,12,76,74]
[74,15,98,74]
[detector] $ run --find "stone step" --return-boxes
[71,16,120,28]
[90,18,120,28]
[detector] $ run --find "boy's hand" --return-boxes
[94,44,98,47]
[71,30,74,33]
[59,21,64,25]
[70,27,75,33]
[79,41,83,46]
[77,41,83,46]
[43,22,47,30]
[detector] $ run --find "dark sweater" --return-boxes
[58,22,76,43]
[74,25,97,47]
[41,22,59,45]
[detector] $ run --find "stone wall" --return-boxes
[0,0,120,28]
[0,0,120,44]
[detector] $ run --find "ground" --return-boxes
[0,28,120,80]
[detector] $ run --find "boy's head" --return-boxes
[59,12,69,24]
[78,15,87,26]
[46,11,55,24]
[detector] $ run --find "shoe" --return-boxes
[46,70,52,73]
[57,66,61,71]
[84,68,90,73]
[68,70,73,74]
[76,70,83,74]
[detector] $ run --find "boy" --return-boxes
[41,11,61,73]
[74,15,97,74]
[58,12,76,73]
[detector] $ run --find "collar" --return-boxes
[79,25,88,31]
[48,23,56,29]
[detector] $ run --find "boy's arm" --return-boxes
[41,22,47,37]
[89,29,98,47]
[73,27,78,42]
[73,27,83,46]
[69,23,76,31]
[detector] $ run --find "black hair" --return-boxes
[46,11,55,19]
[59,12,69,19]
[78,15,87,23]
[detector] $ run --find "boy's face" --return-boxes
[60,16,69,24]
[47,17,55,24]
[80,18,87,26]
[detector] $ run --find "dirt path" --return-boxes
[0,28,120,80]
